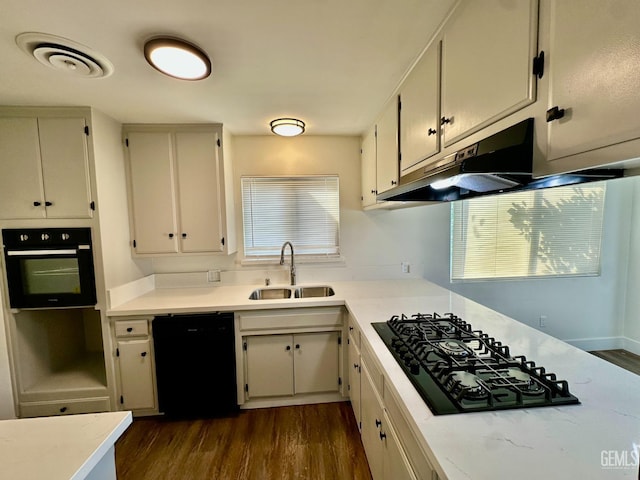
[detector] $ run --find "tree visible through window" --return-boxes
[241,176,340,258]
[451,183,606,280]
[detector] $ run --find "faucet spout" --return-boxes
[280,241,296,286]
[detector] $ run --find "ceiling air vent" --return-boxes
[16,32,114,78]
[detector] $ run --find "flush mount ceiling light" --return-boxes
[144,37,211,80]
[270,118,306,137]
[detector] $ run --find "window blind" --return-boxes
[242,176,340,257]
[451,183,606,281]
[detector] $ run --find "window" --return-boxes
[241,176,340,259]
[451,183,606,281]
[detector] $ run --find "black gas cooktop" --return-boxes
[373,313,580,415]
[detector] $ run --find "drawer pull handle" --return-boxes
[127,327,133,332]
[141,351,147,357]
[60,407,68,413]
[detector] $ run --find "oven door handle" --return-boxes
[6,249,79,256]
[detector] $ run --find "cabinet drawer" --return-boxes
[20,397,110,418]
[384,384,435,479]
[115,319,149,337]
[239,307,342,331]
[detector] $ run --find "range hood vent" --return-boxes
[378,118,622,202]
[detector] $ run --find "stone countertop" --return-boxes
[0,411,132,480]
[106,277,640,478]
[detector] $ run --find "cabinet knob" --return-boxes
[168,233,174,238]
[295,344,300,349]
[441,116,451,125]
[126,327,133,332]
[375,419,382,428]
[546,106,566,122]
[182,233,187,238]
[349,326,353,331]
[353,363,359,369]
[141,351,147,357]
[286,345,291,351]
[391,180,397,186]
[33,201,41,207]
[428,128,437,136]
[45,201,53,207]
[371,189,376,194]
[60,407,68,413]
[379,431,387,440]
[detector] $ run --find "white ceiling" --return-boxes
[0,0,455,135]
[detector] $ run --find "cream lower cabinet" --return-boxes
[348,330,362,430]
[244,332,340,399]
[354,341,438,480]
[114,319,156,414]
[238,307,344,405]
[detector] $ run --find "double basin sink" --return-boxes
[249,286,335,300]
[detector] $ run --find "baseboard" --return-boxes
[564,336,624,352]
[240,393,347,410]
[622,337,640,356]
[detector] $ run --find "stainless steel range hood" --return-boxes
[377,118,623,202]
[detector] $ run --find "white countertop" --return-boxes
[107,277,640,479]
[0,411,132,480]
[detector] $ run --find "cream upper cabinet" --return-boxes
[376,97,400,194]
[124,124,234,256]
[0,115,92,219]
[441,0,538,147]
[361,126,378,208]
[399,41,441,173]
[544,0,640,167]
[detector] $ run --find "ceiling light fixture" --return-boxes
[144,37,211,80]
[270,118,306,137]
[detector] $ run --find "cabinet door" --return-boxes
[360,361,384,480]
[245,335,294,398]
[376,97,399,194]
[175,131,223,253]
[118,339,156,410]
[546,0,640,163]
[126,131,179,254]
[38,117,92,218]
[400,41,441,173]
[382,411,418,480]
[361,126,378,208]
[293,332,340,394]
[0,117,45,219]
[348,334,362,430]
[441,0,538,146]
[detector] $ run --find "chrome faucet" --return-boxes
[280,241,296,285]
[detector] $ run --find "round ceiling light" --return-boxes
[270,118,306,137]
[144,37,211,81]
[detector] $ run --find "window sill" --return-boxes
[240,255,346,267]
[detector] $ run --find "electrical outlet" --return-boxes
[539,315,547,328]
[207,270,221,282]
[401,262,410,274]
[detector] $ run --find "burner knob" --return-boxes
[391,337,403,348]
[398,346,409,355]
[409,359,421,375]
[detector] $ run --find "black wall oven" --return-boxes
[2,228,97,309]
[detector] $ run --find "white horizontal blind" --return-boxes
[451,183,606,281]
[242,176,340,257]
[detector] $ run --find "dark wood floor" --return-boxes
[590,349,640,375]
[115,402,372,480]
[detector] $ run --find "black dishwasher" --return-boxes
[153,312,238,417]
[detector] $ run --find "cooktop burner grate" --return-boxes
[372,313,580,415]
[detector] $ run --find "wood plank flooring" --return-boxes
[590,349,640,376]
[115,402,372,480]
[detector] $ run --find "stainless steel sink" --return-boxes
[248,288,292,300]
[294,286,335,298]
